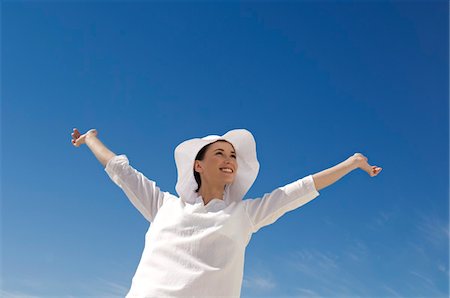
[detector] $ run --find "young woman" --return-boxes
[71,127,382,297]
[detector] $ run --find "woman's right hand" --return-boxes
[71,128,98,147]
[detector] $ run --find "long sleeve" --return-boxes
[104,154,167,223]
[243,174,320,234]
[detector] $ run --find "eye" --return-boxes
[231,155,236,159]
[216,152,223,155]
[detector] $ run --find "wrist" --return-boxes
[346,156,360,170]
[85,134,97,144]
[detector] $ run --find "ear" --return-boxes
[194,160,203,173]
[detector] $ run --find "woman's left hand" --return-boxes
[351,153,383,177]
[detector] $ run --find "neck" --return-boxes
[198,183,226,205]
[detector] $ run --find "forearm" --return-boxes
[311,157,359,192]
[85,135,117,168]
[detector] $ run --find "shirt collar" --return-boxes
[192,195,228,211]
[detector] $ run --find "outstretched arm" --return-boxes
[244,153,382,234]
[71,127,166,222]
[71,128,116,167]
[311,153,383,192]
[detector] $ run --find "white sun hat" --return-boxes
[174,129,260,205]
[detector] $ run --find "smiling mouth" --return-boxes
[220,168,234,173]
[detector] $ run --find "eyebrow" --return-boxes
[214,148,236,154]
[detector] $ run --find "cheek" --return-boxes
[206,157,221,171]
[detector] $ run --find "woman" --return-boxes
[71,127,382,297]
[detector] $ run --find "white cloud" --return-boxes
[367,209,393,231]
[0,289,42,298]
[285,248,368,297]
[380,284,403,298]
[0,277,129,298]
[75,277,129,297]
[96,277,130,296]
[408,270,447,297]
[289,249,340,275]
[416,211,449,247]
[295,287,321,297]
[409,270,435,288]
[242,275,276,291]
[344,239,370,263]
[437,262,448,276]
[242,258,277,292]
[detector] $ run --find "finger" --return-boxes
[73,128,81,137]
[372,169,381,176]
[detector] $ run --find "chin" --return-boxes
[225,179,235,185]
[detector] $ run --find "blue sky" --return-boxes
[2,1,448,297]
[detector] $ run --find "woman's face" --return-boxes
[194,141,238,187]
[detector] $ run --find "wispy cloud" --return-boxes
[380,284,403,298]
[409,270,435,288]
[367,209,394,231]
[0,289,39,298]
[242,259,277,293]
[0,276,50,298]
[242,274,276,291]
[295,287,321,297]
[95,277,130,296]
[284,248,368,297]
[292,249,339,271]
[0,277,129,298]
[415,211,449,247]
[408,270,448,297]
[344,239,370,263]
[437,262,449,277]
[75,277,129,297]
[405,238,448,296]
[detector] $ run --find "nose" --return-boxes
[225,156,234,163]
[224,157,236,169]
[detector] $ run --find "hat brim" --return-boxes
[174,129,259,205]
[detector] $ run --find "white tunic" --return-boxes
[105,154,320,297]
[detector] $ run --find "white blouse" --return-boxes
[105,154,320,297]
